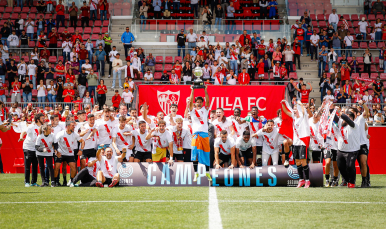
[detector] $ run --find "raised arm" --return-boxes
[204,85,209,107]
[189,86,194,111]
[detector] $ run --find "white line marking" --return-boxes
[0,200,385,205]
[209,187,223,229]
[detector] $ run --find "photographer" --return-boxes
[320,78,334,101]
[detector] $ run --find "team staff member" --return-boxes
[214,130,236,169]
[53,121,85,187]
[19,113,44,187]
[235,131,257,168]
[35,123,55,187]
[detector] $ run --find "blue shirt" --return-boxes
[336,93,348,103]
[121,31,135,44]
[153,0,161,11]
[305,30,313,41]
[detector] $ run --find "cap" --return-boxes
[163,70,167,73]
[28,103,32,106]
[378,110,382,113]
[133,52,137,55]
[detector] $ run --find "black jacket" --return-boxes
[215,7,223,18]
[78,73,88,86]
[162,1,172,11]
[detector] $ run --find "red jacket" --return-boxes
[238,72,250,85]
[293,42,301,55]
[71,34,83,44]
[238,34,252,47]
[112,95,122,108]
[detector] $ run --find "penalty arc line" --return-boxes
[209,187,223,229]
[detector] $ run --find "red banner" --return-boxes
[138,85,286,119]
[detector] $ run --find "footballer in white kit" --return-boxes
[164,104,183,127]
[235,131,257,168]
[112,116,135,161]
[147,120,174,162]
[182,115,193,162]
[168,118,188,162]
[88,108,114,146]
[214,130,236,168]
[79,114,99,169]
[96,147,126,188]
[133,120,152,162]
[227,108,247,140]
[212,108,235,138]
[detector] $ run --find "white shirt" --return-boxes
[358,21,368,33]
[51,124,64,137]
[133,129,152,152]
[186,33,197,42]
[292,111,309,146]
[47,84,56,95]
[25,21,34,33]
[87,157,100,178]
[226,117,247,139]
[95,119,114,145]
[62,41,73,52]
[27,64,37,76]
[338,119,360,152]
[35,134,55,156]
[235,136,256,151]
[144,73,153,80]
[227,74,237,85]
[90,0,99,10]
[310,34,320,45]
[328,13,339,24]
[375,22,383,32]
[182,120,193,149]
[212,119,233,137]
[151,129,173,150]
[354,114,367,146]
[230,48,239,60]
[309,118,323,151]
[23,124,40,151]
[17,63,27,75]
[246,120,264,146]
[218,56,227,66]
[213,73,224,85]
[81,123,98,150]
[100,155,118,178]
[323,94,334,101]
[214,137,235,155]
[109,50,118,62]
[164,114,183,127]
[363,94,372,103]
[168,126,188,154]
[7,34,19,46]
[112,125,134,150]
[256,128,285,155]
[189,106,209,133]
[202,66,211,79]
[196,41,208,49]
[210,65,219,78]
[37,85,46,97]
[54,130,81,156]
[344,35,354,46]
[121,91,133,103]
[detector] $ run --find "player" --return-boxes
[127,108,139,129]
[87,108,114,146]
[188,85,212,181]
[49,114,67,185]
[112,116,135,161]
[73,110,87,171]
[96,147,126,188]
[133,120,152,162]
[227,108,247,140]
[212,108,235,138]
[146,120,174,162]
[281,100,312,188]
[254,119,286,166]
[19,113,44,187]
[71,148,103,187]
[79,114,98,169]
[164,104,183,127]
[35,123,55,187]
[182,111,193,162]
[53,121,85,187]
[235,131,257,168]
[309,111,323,163]
[168,118,188,162]
[214,130,236,169]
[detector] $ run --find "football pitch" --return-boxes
[0,174,386,229]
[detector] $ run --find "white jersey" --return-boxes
[54,130,81,156]
[212,118,233,137]
[182,120,193,149]
[35,134,55,156]
[227,117,247,139]
[87,157,100,178]
[189,106,209,133]
[235,136,256,152]
[246,120,264,146]
[329,124,339,150]
[164,114,183,127]
[73,122,86,150]
[338,119,360,152]
[309,118,323,151]
[112,125,134,150]
[354,114,367,146]
[138,115,157,129]
[256,128,285,155]
[151,130,173,154]
[292,111,310,146]
[51,124,64,137]
[214,137,235,155]
[95,119,114,145]
[213,73,224,85]
[81,123,98,150]
[168,126,188,154]
[100,155,118,178]
[273,117,282,128]
[133,129,152,152]
[23,124,40,151]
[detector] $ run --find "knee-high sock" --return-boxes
[303,164,310,180]
[297,165,304,180]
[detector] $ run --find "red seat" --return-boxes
[4,6,12,12]
[378,42,385,48]
[155,56,163,64]
[361,73,369,78]
[369,42,377,49]
[351,14,359,21]
[368,14,376,21]
[92,27,100,34]
[49,56,57,63]
[91,34,99,40]
[352,42,359,49]
[32,89,38,96]
[289,72,298,80]
[165,56,173,63]
[371,73,378,79]
[12,56,20,63]
[84,27,92,34]
[28,41,35,47]
[164,64,172,71]
[174,56,182,63]
[310,14,316,21]
[359,42,368,49]
[380,73,386,80]
[154,72,162,80]
[317,14,325,21]
[101,27,108,34]
[371,65,377,73]
[318,21,327,28]
[357,56,364,64]
[351,73,360,79]
[22,56,29,63]
[155,64,163,71]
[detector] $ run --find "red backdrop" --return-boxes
[138,85,286,119]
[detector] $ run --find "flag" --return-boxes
[279,100,293,140]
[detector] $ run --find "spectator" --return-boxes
[94,45,106,77]
[80,1,90,27]
[336,87,348,103]
[331,33,341,57]
[78,68,88,98]
[19,31,29,54]
[364,0,372,15]
[85,39,93,63]
[340,63,351,83]
[121,87,134,109]
[45,62,55,86]
[318,45,328,77]
[95,34,105,50]
[90,0,99,21]
[0,59,5,84]
[358,17,368,40]
[363,48,372,76]
[238,30,252,47]
[182,62,192,83]
[229,44,239,74]
[40,46,50,63]
[78,44,88,70]
[24,18,34,40]
[238,68,250,85]
[55,59,65,81]
[202,6,212,30]
[96,79,107,107]
[71,30,83,45]
[176,29,186,57]
[300,11,311,26]
[21,77,33,102]
[62,37,72,63]
[373,76,384,103]
[162,0,172,19]
[170,69,181,84]
[139,2,148,32]
[226,2,235,31]
[186,29,198,52]
[152,0,161,18]
[0,23,10,45]
[99,0,109,22]
[87,69,98,98]
[37,30,47,49]
[37,79,47,107]
[69,2,78,29]
[7,30,18,55]
[142,53,156,74]
[191,0,199,18]
[36,0,46,13]
[328,9,339,31]
[47,79,57,102]
[259,0,268,19]
[27,59,37,87]
[327,47,338,70]
[48,28,59,56]
[373,0,385,17]
[11,76,21,103]
[0,80,6,102]
[144,69,153,83]
[160,70,169,84]
[214,4,223,31]
[308,30,319,62]
[17,58,27,82]
[320,77,334,101]
[111,90,122,109]
[56,0,65,29]
[374,110,384,125]
[129,52,141,79]
[121,27,135,58]
[112,53,123,88]
[108,46,118,78]
[15,14,24,37]
[63,84,75,106]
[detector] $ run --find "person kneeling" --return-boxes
[71,148,103,187]
[214,130,236,169]
[96,147,126,188]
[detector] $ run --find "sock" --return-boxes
[193,162,198,172]
[284,152,289,161]
[297,165,304,180]
[362,176,366,182]
[367,165,370,182]
[333,176,338,181]
[54,176,59,183]
[71,178,74,183]
[325,174,330,181]
[303,164,310,180]
[206,165,210,173]
[63,175,67,182]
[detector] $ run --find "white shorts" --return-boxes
[258,74,264,78]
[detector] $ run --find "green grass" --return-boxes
[0,174,386,228]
